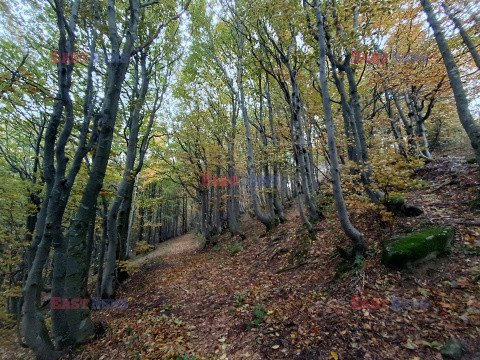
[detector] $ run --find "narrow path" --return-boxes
[130,232,202,267]
[76,157,480,359]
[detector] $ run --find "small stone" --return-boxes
[440,337,463,360]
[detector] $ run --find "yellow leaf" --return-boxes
[331,350,339,360]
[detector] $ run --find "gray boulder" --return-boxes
[440,338,463,360]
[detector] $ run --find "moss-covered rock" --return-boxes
[385,196,404,214]
[383,196,423,217]
[382,226,454,269]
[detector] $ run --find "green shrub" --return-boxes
[246,304,268,330]
[233,291,247,307]
[227,242,243,256]
[135,240,154,255]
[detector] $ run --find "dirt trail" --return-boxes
[130,232,202,267]
[77,157,480,360]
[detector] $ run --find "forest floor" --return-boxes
[72,155,480,360]
[3,155,479,360]
[130,233,203,268]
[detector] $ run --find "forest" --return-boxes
[0,0,479,359]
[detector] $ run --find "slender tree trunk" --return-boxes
[421,0,480,163]
[63,13,141,341]
[323,25,378,204]
[265,81,287,223]
[392,92,417,154]
[96,197,108,297]
[325,50,361,163]
[200,189,210,240]
[288,110,313,232]
[288,69,319,221]
[214,166,222,234]
[22,0,93,353]
[385,91,407,156]
[85,211,97,276]
[443,2,480,70]
[345,67,369,164]
[236,20,274,231]
[265,76,286,222]
[306,125,318,192]
[314,0,365,254]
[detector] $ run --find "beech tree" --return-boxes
[421,0,480,164]
[312,0,365,255]
[0,0,478,357]
[18,0,190,358]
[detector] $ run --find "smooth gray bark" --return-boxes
[265,76,286,222]
[236,20,274,230]
[96,197,108,297]
[102,54,167,298]
[443,2,480,70]
[22,0,96,355]
[285,63,319,221]
[392,91,416,153]
[252,21,319,223]
[227,95,240,235]
[314,0,365,254]
[62,0,142,344]
[405,94,432,159]
[421,0,480,163]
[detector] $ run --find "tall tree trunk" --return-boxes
[236,19,274,231]
[406,95,432,159]
[314,0,365,254]
[96,197,108,297]
[22,0,97,354]
[265,76,286,222]
[288,67,319,221]
[324,46,361,163]
[101,56,147,298]
[288,109,313,232]
[214,166,222,234]
[102,56,166,297]
[200,189,210,240]
[442,2,480,70]
[320,19,378,204]
[421,0,480,163]
[306,125,318,192]
[344,65,380,204]
[62,0,142,340]
[385,91,407,156]
[392,91,417,155]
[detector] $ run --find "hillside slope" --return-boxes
[70,156,480,359]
